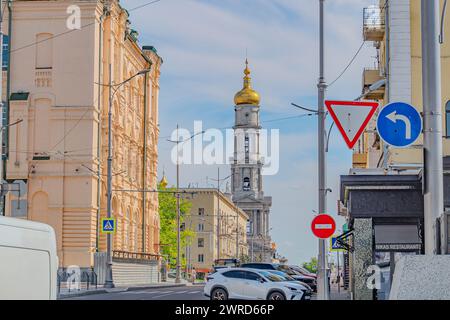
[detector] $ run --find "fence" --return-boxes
[57,269,98,295]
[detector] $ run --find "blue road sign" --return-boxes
[101,218,116,234]
[376,102,422,148]
[330,236,344,252]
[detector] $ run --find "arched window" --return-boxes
[446,101,450,137]
[243,177,250,191]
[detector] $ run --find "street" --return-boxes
[66,285,208,301]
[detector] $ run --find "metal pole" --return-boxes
[105,63,115,288]
[175,124,181,283]
[236,214,239,258]
[216,168,220,261]
[317,0,329,300]
[421,0,443,255]
[337,251,340,294]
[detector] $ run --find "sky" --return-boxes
[123,0,377,265]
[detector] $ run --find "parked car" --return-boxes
[204,268,310,300]
[0,216,58,300]
[266,270,313,295]
[241,263,317,292]
[289,265,317,279]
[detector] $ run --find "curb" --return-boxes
[58,283,187,300]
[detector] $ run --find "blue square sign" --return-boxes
[101,218,116,234]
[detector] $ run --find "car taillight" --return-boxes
[206,276,214,281]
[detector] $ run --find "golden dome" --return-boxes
[234,59,260,106]
[159,172,168,188]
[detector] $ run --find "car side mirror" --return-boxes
[259,277,265,283]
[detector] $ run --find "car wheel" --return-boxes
[211,288,228,300]
[268,291,285,300]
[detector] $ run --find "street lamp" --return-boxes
[104,65,151,289]
[167,127,204,283]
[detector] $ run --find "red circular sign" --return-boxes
[311,214,336,239]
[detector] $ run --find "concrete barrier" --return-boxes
[390,255,450,300]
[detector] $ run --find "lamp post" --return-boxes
[104,65,151,289]
[168,127,204,283]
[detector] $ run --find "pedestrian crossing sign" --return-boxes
[101,218,116,234]
[330,236,344,252]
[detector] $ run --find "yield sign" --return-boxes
[325,100,379,149]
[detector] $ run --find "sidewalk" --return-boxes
[329,283,351,300]
[58,282,188,300]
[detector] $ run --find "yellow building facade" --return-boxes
[182,188,249,274]
[356,0,450,168]
[2,0,162,268]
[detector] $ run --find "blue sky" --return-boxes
[123,0,377,264]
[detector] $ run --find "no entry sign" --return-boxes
[311,214,336,239]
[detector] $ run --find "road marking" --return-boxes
[122,290,161,294]
[188,290,201,294]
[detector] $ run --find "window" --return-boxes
[198,254,204,263]
[244,271,260,281]
[243,177,250,191]
[245,135,249,163]
[222,270,245,279]
[198,208,205,216]
[446,101,450,137]
[198,223,204,232]
[198,238,204,248]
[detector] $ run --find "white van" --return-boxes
[0,216,58,300]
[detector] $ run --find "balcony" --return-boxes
[362,68,385,100]
[352,152,368,169]
[363,6,385,41]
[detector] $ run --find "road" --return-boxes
[66,284,207,300]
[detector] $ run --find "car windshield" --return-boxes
[269,271,295,281]
[277,265,299,276]
[259,271,286,282]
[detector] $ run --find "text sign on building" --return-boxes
[325,100,379,149]
[376,102,422,148]
[101,218,116,234]
[311,214,336,239]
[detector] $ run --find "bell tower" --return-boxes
[231,60,272,262]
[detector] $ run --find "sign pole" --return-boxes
[421,0,443,255]
[317,0,329,300]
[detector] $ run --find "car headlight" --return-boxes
[286,286,298,291]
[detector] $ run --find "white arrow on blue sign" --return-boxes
[376,102,422,148]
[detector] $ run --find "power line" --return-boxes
[328,40,366,88]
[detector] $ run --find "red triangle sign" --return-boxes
[325,100,379,149]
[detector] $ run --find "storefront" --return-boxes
[339,173,424,300]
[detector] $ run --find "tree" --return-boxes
[158,181,194,269]
[302,257,318,274]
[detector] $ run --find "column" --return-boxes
[352,218,373,300]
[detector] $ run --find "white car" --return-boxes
[204,268,310,300]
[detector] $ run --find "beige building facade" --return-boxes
[356,0,450,168]
[2,0,162,268]
[182,188,249,274]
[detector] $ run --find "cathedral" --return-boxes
[231,60,273,262]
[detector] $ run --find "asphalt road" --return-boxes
[66,284,208,300]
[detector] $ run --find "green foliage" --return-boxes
[158,181,194,268]
[302,257,318,273]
